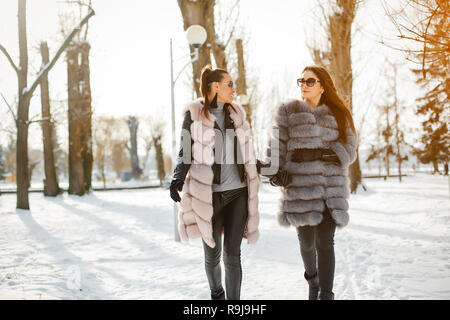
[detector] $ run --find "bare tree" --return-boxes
[93,116,129,186]
[111,141,129,180]
[365,118,383,177]
[390,65,409,181]
[234,38,253,127]
[0,146,5,181]
[213,0,241,70]
[0,0,95,208]
[382,0,449,174]
[67,42,94,195]
[306,0,363,193]
[366,104,394,178]
[4,134,17,180]
[138,116,154,176]
[111,116,130,180]
[126,116,142,180]
[27,149,41,190]
[143,115,167,186]
[93,116,115,189]
[39,41,60,196]
[365,59,411,180]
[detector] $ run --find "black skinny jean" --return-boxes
[202,186,248,300]
[296,203,336,293]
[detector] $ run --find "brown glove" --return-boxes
[321,149,341,165]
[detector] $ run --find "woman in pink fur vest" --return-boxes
[170,65,268,300]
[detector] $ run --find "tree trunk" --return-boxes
[68,46,84,195]
[235,38,252,128]
[102,168,106,190]
[153,135,165,186]
[328,0,361,193]
[16,103,30,209]
[385,149,390,177]
[378,155,382,177]
[391,67,406,183]
[209,9,227,70]
[16,0,30,209]
[395,109,402,182]
[127,116,142,180]
[384,110,391,177]
[67,42,93,195]
[80,42,93,192]
[39,41,60,196]
[432,160,439,174]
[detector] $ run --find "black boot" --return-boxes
[211,288,225,300]
[318,290,335,300]
[304,272,319,300]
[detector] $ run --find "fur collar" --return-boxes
[182,99,247,127]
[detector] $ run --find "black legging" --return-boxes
[202,186,248,300]
[296,203,336,293]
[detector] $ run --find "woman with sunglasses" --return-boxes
[169,65,260,300]
[265,65,357,300]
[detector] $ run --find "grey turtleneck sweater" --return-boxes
[210,102,247,192]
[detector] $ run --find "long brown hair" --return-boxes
[199,65,229,119]
[303,65,357,143]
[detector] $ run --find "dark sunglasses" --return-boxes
[297,78,320,87]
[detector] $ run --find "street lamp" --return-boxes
[170,24,207,242]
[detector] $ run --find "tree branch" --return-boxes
[1,92,17,122]
[28,117,50,124]
[0,44,19,74]
[24,8,95,98]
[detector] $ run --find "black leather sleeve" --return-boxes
[172,111,193,182]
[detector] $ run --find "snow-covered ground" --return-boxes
[0,173,449,300]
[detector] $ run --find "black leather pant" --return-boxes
[296,204,336,293]
[202,186,248,300]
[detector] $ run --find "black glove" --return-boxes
[169,179,184,202]
[322,149,341,165]
[269,169,292,187]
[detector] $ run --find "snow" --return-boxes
[0,173,449,300]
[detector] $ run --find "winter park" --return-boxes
[0,0,449,302]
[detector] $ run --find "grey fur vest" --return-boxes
[267,99,357,228]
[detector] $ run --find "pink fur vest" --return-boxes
[177,99,260,248]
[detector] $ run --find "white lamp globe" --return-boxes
[186,25,207,48]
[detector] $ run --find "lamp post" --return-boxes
[170,25,207,241]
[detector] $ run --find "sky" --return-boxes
[0,0,423,159]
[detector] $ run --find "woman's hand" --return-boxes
[256,159,270,175]
[269,169,292,187]
[169,179,184,202]
[321,149,341,165]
